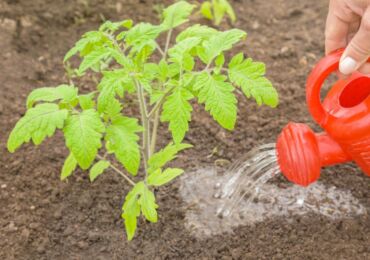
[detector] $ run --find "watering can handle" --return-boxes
[306,49,370,126]
[306,49,344,126]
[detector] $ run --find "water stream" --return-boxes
[179,144,366,238]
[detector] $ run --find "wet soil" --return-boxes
[0,0,369,259]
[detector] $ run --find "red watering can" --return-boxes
[277,49,370,186]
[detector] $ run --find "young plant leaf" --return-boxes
[161,88,193,144]
[147,168,184,186]
[105,116,142,175]
[125,23,162,49]
[78,47,111,74]
[176,24,218,42]
[200,1,213,20]
[228,53,278,107]
[122,182,144,241]
[194,72,237,130]
[138,185,158,222]
[148,143,192,173]
[161,1,196,30]
[63,109,105,170]
[198,29,246,64]
[78,93,96,110]
[89,160,110,182]
[27,85,78,108]
[7,104,68,152]
[61,153,77,181]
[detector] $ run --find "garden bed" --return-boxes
[0,0,369,259]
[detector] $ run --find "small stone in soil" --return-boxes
[30,205,36,210]
[1,184,7,189]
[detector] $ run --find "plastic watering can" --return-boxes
[276,49,370,186]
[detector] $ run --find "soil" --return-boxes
[0,0,369,259]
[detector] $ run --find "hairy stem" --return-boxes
[163,29,173,59]
[135,79,151,171]
[150,109,160,155]
[97,154,135,186]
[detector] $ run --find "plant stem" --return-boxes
[135,79,151,170]
[97,154,135,186]
[163,29,173,59]
[150,109,160,155]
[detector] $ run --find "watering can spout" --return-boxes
[276,123,351,186]
[277,49,370,186]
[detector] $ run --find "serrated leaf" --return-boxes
[198,29,246,64]
[200,1,213,20]
[105,116,142,175]
[161,88,193,144]
[78,93,95,110]
[168,37,201,66]
[7,104,68,152]
[63,109,105,170]
[148,143,192,173]
[99,20,133,32]
[228,54,278,107]
[61,153,77,181]
[97,70,134,114]
[122,182,143,241]
[176,24,218,42]
[125,23,162,48]
[161,1,196,30]
[138,185,158,222]
[64,38,89,62]
[89,160,110,182]
[147,168,184,186]
[27,85,78,108]
[78,47,111,74]
[194,72,237,130]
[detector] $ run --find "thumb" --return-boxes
[339,7,370,75]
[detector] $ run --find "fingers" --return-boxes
[340,7,370,75]
[325,0,351,54]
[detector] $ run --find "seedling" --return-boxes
[7,1,278,240]
[200,0,236,25]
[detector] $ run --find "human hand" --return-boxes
[325,0,370,75]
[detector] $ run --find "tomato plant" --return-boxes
[7,1,278,240]
[200,0,236,25]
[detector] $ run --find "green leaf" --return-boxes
[61,153,77,181]
[161,88,193,144]
[64,31,110,62]
[99,20,133,32]
[200,1,213,20]
[228,54,278,107]
[27,85,78,108]
[7,104,68,152]
[147,168,184,186]
[168,37,201,66]
[138,185,158,222]
[122,182,143,241]
[148,143,192,173]
[176,24,218,42]
[125,23,162,48]
[161,1,196,30]
[198,29,246,64]
[105,116,142,175]
[97,70,134,114]
[89,160,110,182]
[78,93,95,110]
[78,47,111,74]
[63,109,105,170]
[221,0,236,23]
[193,72,237,130]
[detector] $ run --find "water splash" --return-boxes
[217,143,279,218]
[179,145,366,238]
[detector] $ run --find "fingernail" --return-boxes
[339,57,357,75]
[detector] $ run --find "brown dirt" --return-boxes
[0,0,369,259]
